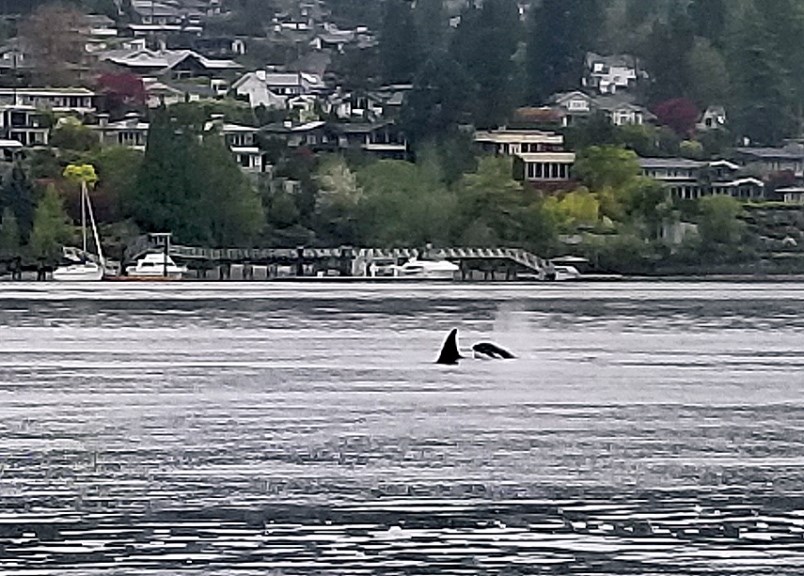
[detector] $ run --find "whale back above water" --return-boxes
[436,329,515,364]
[472,341,516,360]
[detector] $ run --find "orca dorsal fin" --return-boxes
[436,328,463,364]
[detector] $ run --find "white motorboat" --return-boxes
[125,252,187,280]
[53,181,107,282]
[391,257,459,280]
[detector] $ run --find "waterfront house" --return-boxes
[734,145,804,179]
[475,128,575,184]
[639,157,766,200]
[776,187,804,204]
[205,116,267,173]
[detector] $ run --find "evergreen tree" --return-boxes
[689,0,726,46]
[30,185,74,262]
[135,107,263,246]
[401,50,472,145]
[0,163,34,243]
[0,208,20,253]
[413,0,448,54]
[452,0,521,128]
[379,0,419,84]
[526,0,600,104]
[727,2,795,145]
[643,8,695,103]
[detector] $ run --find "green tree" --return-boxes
[51,118,100,153]
[314,156,363,245]
[573,146,640,192]
[0,163,34,243]
[413,0,448,54]
[727,1,795,145]
[689,0,727,46]
[698,195,744,246]
[91,146,143,222]
[355,159,456,246]
[0,208,20,253]
[378,0,419,84]
[30,185,74,261]
[135,107,263,246]
[401,51,472,145]
[451,0,521,128]
[687,38,729,108]
[526,0,600,103]
[643,9,695,102]
[454,156,525,245]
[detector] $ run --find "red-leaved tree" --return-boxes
[651,98,700,138]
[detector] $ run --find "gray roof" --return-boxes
[735,147,804,160]
[639,157,706,170]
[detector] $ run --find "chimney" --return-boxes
[97,113,110,127]
[256,69,267,81]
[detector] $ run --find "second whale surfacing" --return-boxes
[436,328,515,364]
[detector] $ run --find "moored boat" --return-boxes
[124,252,187,280]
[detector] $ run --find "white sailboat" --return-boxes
[52,182,106,282]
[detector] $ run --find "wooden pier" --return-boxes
[127,236,550,281]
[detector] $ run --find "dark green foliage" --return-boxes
[133,107,263,246]
[379,0,419,84]
[401,51,472,145]
[451,0,521,128]
[526,0,600,103]
[413,0,448,54]
[0,163,34,243]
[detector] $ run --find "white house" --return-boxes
[583,52,643,95]
[475,128,575,183]
[697,105,727,131]
[0,88,96,114]
[232,69,327,109]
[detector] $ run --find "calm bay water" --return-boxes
[2,281,804,574]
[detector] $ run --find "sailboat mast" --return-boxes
[85,185,105,268]
[81,181,87,255]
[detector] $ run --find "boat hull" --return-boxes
[52,264,104,282]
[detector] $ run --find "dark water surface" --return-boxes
[2,281,804,574]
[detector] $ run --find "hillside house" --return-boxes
[475,128,575,183]
[583,52,643,95]
[734,145,804,179]
[550,91,652,126]
[232,70,327,109]
[697,105,727,131]
[261,120,335,151]
[101,49,241,80]
[95,113,149,150]
[335,121,408,159]
[0,107,49,146]
[639,157,765,200]
[0,88,96,114]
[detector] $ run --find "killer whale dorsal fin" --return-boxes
[436,328,462,364]
[472,342,516,360]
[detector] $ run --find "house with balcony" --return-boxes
[205,117,267,173]
[474,128,576,184]
[335,121,408,159]
[734,145,804,179]
[95,113,150,151]
[0,88,96,114]
[639,157,765,201]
